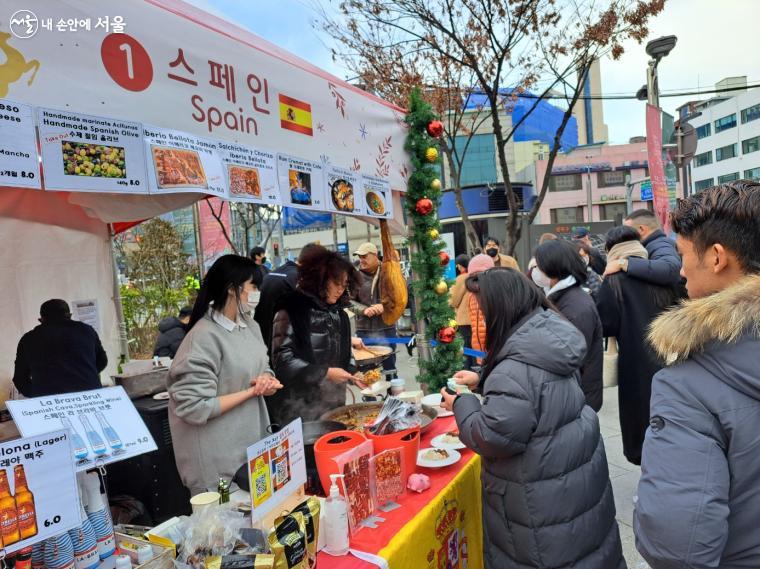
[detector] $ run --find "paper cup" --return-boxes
[190,491,220,513]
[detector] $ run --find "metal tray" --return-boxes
[320,401,436,433]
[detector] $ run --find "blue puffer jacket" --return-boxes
[635,274,760,568]
[454,309,625,569]
[626,230,681,286]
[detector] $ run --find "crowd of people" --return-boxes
[11,180,760,568]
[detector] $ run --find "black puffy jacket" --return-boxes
[453,309,624,569]
[268,290,354,425]
[153,317,187,358]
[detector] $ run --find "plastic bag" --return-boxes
[178,505,250,568]
[333,439,374,535]
[370,448,406,507]
[368,397,421,435]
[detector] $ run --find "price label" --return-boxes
[0,99,40,189]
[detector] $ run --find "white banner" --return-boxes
[361,174,394,220]
[217,142,279,205]
[37,108,148,193]
[0,430,80,554]
[1,1,409,194]
[0,99,40,189]
[143,125,226,196]
[276,154,327,211]
[7,386,157,472]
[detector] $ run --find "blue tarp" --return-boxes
[464,89,578,152]
[282,207,333,232]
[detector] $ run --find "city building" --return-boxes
[526,141,650,224]
[681,78,760,191]
[574,59,610,146]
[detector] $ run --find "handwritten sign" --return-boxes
[7,387,157,472]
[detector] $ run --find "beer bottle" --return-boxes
[0,469,20,546]
[14,465,37,540]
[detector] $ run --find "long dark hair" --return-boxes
[534,240,587,284]
[297,246,360,304]
[604,225,640,252]
[467,267,551,377]
[189,254,259,329]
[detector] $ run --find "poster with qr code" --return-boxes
[246,418,305,519]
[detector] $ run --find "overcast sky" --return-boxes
[187,0,759,144]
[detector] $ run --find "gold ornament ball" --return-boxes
[448,319,458,330]
[428,228,439,240]
[425,147,439,163]
[434,280,448,294]
[431,178,442,191]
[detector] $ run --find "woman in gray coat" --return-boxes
[441,267,625,569]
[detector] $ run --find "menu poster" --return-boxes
[276,154,326,211]
[143,126,226,196]
[325,165,363,216]
[70,299,101,335]
[247,418,306,520]
[0,99,40,189]
[37,108,147,193]
[217,142,280,205]
[361,174,394,219]
[7,386,157,472]
[0,430,80,554]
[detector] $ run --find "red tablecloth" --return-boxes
[317,415,482,568]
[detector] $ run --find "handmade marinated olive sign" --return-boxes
[7,387,157,472]
[37,108,148,193]
[0,99,40,189]
[247,418,306,520]
[0,430,79,554]
[217,142,280,205]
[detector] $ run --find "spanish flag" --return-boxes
[279,94,313,136]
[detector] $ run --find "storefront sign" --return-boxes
[646,104,671,233]
[37,108,147,193]
[217,142,279,205]
[276,154,326,211]
[247,418,306,520]
[325,165,363,216]
[0,99,40,189]
[0,430,80,554]
[361,174,394,219]
[143,125,226,196]
[7,386,157,472]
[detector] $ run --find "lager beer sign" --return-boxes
[0,430,79,553]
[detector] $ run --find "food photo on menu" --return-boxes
[330,177,355,212]
[228,165,262,198]
[62,141,126,178]
[151,145,208,189]
[288,169,312,205]
[366,188,386,215]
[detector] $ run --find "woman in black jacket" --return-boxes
[595,226,679,465]
[268,246,366,425]
[534,239,604,411]
[441,268,624,569]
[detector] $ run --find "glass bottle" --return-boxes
[13,465,37,541]
[60,417,88,460]
[0,469,19,546]
[93,413,122,451]
[78,415,106,456]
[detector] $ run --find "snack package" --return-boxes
[291,497,321,560]
[205,554,275,569]
[268,511,308,569]
[333,439,374,535]
[370,448,406,507]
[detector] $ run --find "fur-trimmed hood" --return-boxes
[649,274,760,363]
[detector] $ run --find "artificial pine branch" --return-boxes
[404,88,463,390]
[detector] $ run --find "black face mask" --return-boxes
[486,248,498,258]
[259,257,267,264]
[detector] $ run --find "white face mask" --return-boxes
[246,290,261,311]
[531,267,552,291]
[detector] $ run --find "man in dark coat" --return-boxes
[153,306,192,358]
[603,209,682,286]
[635,181,760,568]
[248,246,270,275]
[13,299,107,397]
[573,227,606,275]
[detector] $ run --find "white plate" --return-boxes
[421,393,454,417]
[417,448,461,468]
[361,380,390,396]
[431,433,466,451]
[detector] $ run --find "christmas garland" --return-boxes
[404,88,463,390]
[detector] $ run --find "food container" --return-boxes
[189,491,220,513]
[115,532,174,569]
[313,430,368,498]
[389,379,405,396]
[364,426,420,477]
[112,369,169,399]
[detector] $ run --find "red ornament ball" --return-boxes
[427,120,444,138]
[415,197,434,215]
[438,326,457,344]
[438,251,450,266]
